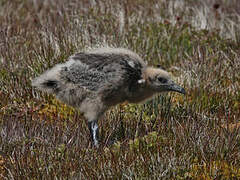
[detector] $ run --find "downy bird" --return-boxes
[32,47,186,147]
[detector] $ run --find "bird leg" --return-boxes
[88,120,99,147]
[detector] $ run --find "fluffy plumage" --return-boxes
[32,47,185,147]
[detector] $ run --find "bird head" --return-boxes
[143,67,186,94]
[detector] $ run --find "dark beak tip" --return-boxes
[172,84,186,95]
[168,83,186,95]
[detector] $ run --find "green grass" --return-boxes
[0,0,240,179]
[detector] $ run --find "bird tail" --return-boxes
[32,78,59,94]
[31,62,66,94]
[32,71,59,94]
[32,59,75,94]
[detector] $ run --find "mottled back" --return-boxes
[32,47,147,108]
[64,52,145,101]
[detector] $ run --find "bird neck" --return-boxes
[127,85,155,103]
[127,67,158,103]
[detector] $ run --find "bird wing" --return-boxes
[60,52,143,92]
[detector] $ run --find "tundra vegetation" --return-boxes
[0,0,240,179]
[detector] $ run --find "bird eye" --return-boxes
[158,77,167,83]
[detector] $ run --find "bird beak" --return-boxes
[168,82,186,94]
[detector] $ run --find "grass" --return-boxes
[0,0,240,179]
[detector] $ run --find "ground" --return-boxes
[0,0,240,179]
